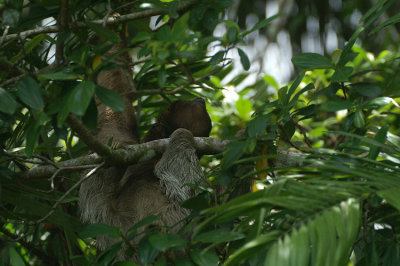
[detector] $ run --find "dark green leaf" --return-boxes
[156,26,172,42]
[127,215,160,236]
[292,53,333,69]
[238,48,250,70]
[139,235,159,265]
[227,27,238,43]
[157,67,167,87]
[0,87,17,114]
[95,86,125,113]
[363,97,396,109]
[320,100,354,112]
[286,71,305,104]
[9,247,25,266]
[331,66,353,82]
[130,32,152,45]
[354,110,365,128]
[17,77,44,110]
[181,194,209,211]
[351,83,381,97]
[202,9,218,32]
[210,51,225,65]
[171,13,189,39]
[39,71,80,81]
[69,81,96,116]
[190,249,219,266]
[368,125,388,160]
[242,14,280,36]
[247,114,270,137]
[221,141,246,169]
[371,12,400,34]
[87,22,120,44]
[149,234,187,251]
[195,230,244,244]
[377,188,400,212]
[289,83,315,106]
[79,223,121,238]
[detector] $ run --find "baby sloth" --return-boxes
[79,97,211,260]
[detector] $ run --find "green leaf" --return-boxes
[354,110,365,128]
[221,141,246,170]
[247,114,270,137]
[202,9,218,32]
[286,71,305,104]
[263,74,279,89]
[95,86,125,113]
[39,71,81,81]
[190,249,219,266]
[265,199,360,266]
[25,113,50,156]
[227,26,238,43]
[12,34,51,63]
[238,48,250,70]
[171,13,189,40]
[210,51,225,65]
[195,229,244,244]
[363,96,398,109]
[17,77,44,110]
[0,87,18,114]
[9,247,25,266]
[351,83,381,97]
[368,125,388,160]
[69,81,96,116]
[130,32,152,45]
[157,67,167,87]
[236,97,253,120]
[377,188,400,212]
[79,223,121,238]
[127,215,160,236]
[156,25,172,41]
[292,53,333,69]
[320,100,353,112]
[242,14,280,36]
[331,66,353,82]
[87,22,120,44]
[139,235,159,265]
[371,12,400,34]
[225,232,279,266]
[148,234,187,251]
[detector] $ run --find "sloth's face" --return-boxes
[167,98,212,138]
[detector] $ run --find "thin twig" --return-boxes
[1,0,199,43]
[132,67,221,95]
[34,162,105,225]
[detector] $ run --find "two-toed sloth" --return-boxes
[78,45,212,261]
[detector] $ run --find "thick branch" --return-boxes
[65,114,122,162]
[2,0,198,43]
[19,137,227,179]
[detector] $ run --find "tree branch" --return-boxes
[2,0,199,43]
[19,137,228,179]
[66,114,125,165]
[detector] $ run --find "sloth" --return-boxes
[79,66,212,259]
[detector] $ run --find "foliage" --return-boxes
[1,0,400,265]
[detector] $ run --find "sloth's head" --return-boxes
[165,98,212,138]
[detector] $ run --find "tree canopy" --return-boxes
[1,0,400,265]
